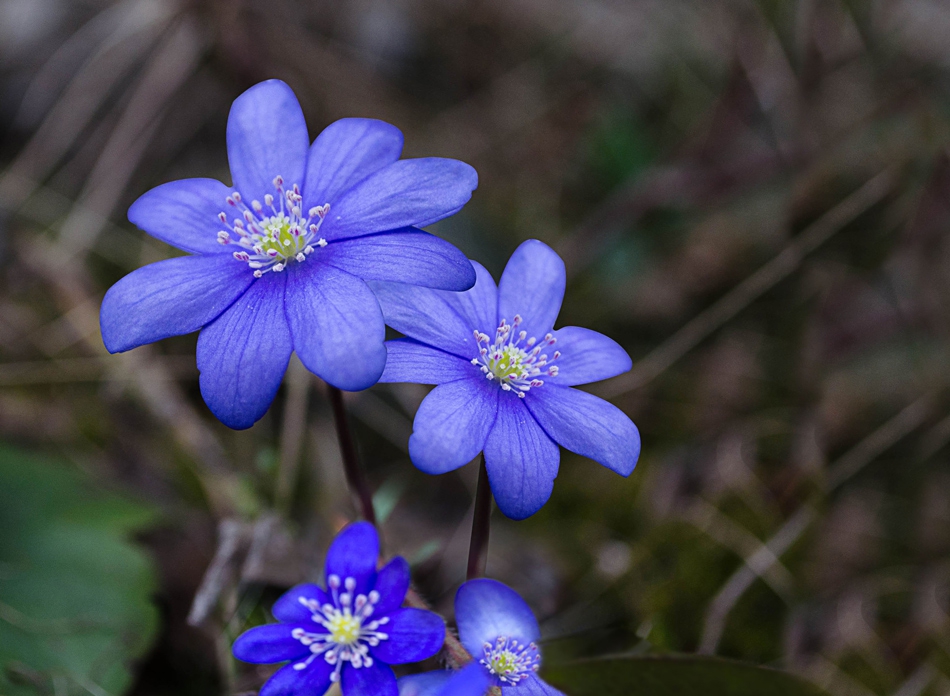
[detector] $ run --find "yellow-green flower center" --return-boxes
[471,316,560,398]
[327,612,362,645]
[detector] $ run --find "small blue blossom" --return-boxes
[397,579,564,696]
[233,522,445,696]
[100,79,477,429]
[373,239,640,519]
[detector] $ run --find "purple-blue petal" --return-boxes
[226,80,309,202]
[502,675,565,696]
[231,624,310,664]
[408,379,499,475]
[196,274,291,429]
[342,660,398,696]
[380,339,473,385]
[524,385,640,476]
[271,583,331,624]
[305,118,403,207]
[260,658,335,696]
[322,158,478,241]
[284,263,386,391]
[451,262,498,334]
[548,327,631,387]
[497,240,565,341]
[323,229,476,291]
[372,557,410,616]
[371,608,445,665]
[397,670,456,696]
[372,282,478,359]
[100,254,253,353]
[127,178,233,255]
[430,663,491,696]
[455,579,540,657]
[483,395,559,521]
[325,521,379,596]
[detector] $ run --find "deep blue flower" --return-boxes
[397,579,564,696]
[100,79,477,429]
[373,239,640,520]
[233,522,445,696]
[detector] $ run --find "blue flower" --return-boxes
[397,579,565,696]
[373,239,640,519]
[100,79,477,429]
[233,522,445,696]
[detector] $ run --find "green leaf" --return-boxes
[543,655,831,696]
[0,445,159,696]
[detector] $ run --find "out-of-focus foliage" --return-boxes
[3,0,950,695]
[0,445,158,695]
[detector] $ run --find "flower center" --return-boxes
[480,636,541,685]
[471,315,560,398]
[289,575,389,683]
[216,175,330,278]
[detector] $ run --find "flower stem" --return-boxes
[466,456,492,580]
[327,384,376,525]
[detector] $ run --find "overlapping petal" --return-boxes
[380,340,473,385]
[371,557,411,616]
[305,118,403,207]
[430,664,491,696]
[324,521,378,596]
[341,661,398,696]
[452,261,498,332]
[100,254,253,353]
[498,240,565,341]
[284,263,387,391]
[397,670,456,696]
[271,583,330,624]
[483,396,560,520]
[259,659,334,696]
[525,385,640,476]
[373,282,477,358]
[371,608,445,664]
[408,378,499,475]
[127,178,233,255]
[324,229,476,291]
[226,79,309,201]
[548,326,631,387]
[455,579,540,657]
[322,158,477,240]
[196,274,291,430]
[232,624,309,664]
[502,675,565,696]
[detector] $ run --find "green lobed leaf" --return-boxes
[0,445,159,696]
[543,655,832,696]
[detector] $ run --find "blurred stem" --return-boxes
[467,457,492,580]
[275,357,310,514]
[327,385,377,525]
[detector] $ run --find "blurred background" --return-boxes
[2,0,950,694]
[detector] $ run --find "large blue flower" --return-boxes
[397,579,564,696]
[233,522,445,696]
[100,79,477,429]
[373,239,640,519]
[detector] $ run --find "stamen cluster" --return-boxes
[471,315,560,397]
[289,575,390,683]
[216,175,330,278]
[479,635,541,685]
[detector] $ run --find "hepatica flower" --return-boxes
[233,522,445,696]
[397,579,564,696]
[100,79,477,428]
[374,239,640,519]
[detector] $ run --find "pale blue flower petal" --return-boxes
[525,385,640,476]
[502,675,566,696]
[548,326,631,387]
[408,378,499,475]
[196,274,291,430]
[434,664,492,696]
[398,670,456,696]
[305,118,403,207]
[284,263,386,392]
[322,158,477,240]
[370,608,445,664]
[226,79,309,201]
[100,254,253,353]
[497,240,565,341]
[127,178,234,255]
[455,579,540,658]
[380,339,473,385]
[483,396,559,520]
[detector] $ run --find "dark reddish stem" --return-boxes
[327,385,376,525]
[467,457,492,580]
